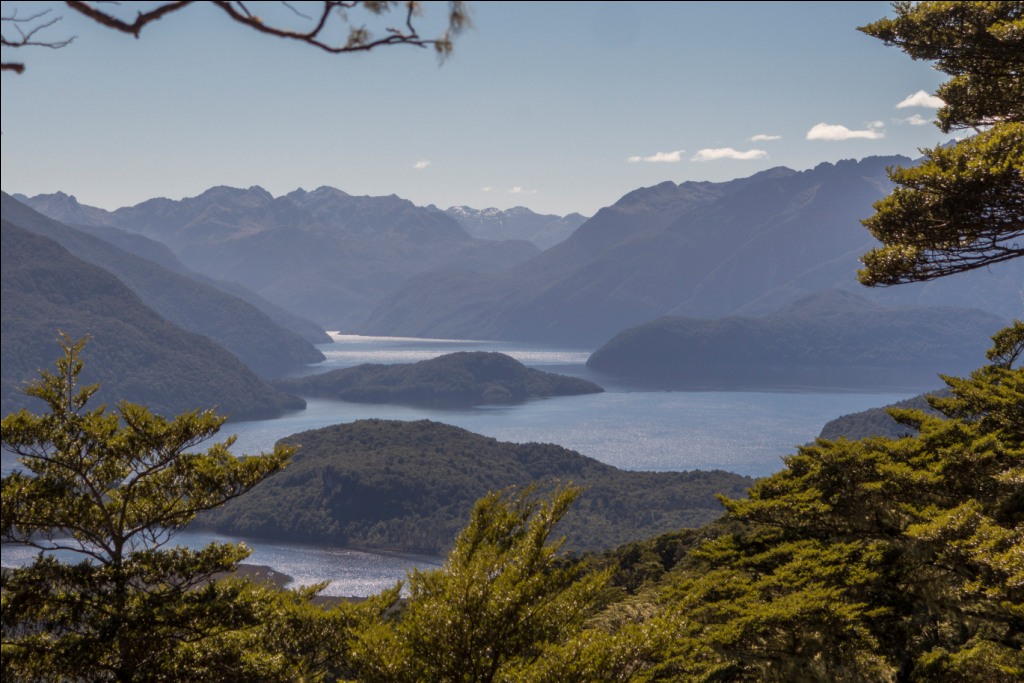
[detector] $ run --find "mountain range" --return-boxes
[11,154,1019,385]
[443,205,588,249]
[360,156,1020,346]
[16,187,542,330]
[1,194,325,378]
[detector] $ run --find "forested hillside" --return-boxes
[0,221,305,419]
[1,193,325,377]
[197,419,752,554]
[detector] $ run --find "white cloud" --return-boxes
[691,147,768,161]
[896,90,945,109]
[627,149,684,163]
[901,114,932,126]
[481,186,492,192]
[750,134,781,142]
[806,123,885,141]
[508,186,537,195]
[413,159,431,170]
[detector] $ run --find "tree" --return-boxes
[656,327,1024,681]
[1,335,294,681]
[348,486,625,683]
[857,1,1023,286]
[1,1,469,74]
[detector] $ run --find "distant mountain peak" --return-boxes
[444,205,587,249]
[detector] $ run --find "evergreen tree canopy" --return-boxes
[656,325,1024,681]
[0,335,293,681]
[858,1,1024,285]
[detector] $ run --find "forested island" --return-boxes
[273,351,603,406]
[196,419,748,554]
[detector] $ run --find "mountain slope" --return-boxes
[20,186,541,329]
[445,205,588,249]
[2,194,325,377]
[1,220,304,420]
[362,157,1022,345]
[585,290,1003,390]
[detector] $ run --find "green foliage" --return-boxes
[859,123,1024,285]
[197,419,752,554]
[858,1,1024,285]
[654,327,1024,680]
[987,318,1024,368]
[817,391,943,441]
[348,487,618,683]
[1,336,294,681]
[859,1,1023,132]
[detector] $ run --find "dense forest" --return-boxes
[196,419,750,554]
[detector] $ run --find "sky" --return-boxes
[1,1,952,217]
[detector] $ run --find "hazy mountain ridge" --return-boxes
[585,289,1003,390]
[1,221,305,420]
[17,156,1020,349]
[11,191,330,345]
[274,351,603,406]
[361,156,1022,345]
[1,194,325,378]
[443,205,588,249]
[18,186,541,329]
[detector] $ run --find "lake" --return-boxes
[2,333,924,596]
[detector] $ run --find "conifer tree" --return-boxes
[857,1,1023,285]
[1,335,293,681]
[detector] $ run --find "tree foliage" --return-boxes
[349,486,620,682]
[655,328,1024,681]
[0,335,294,681]
[1,1,469,74]
[857,1,1024,285]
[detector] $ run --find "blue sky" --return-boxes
[1,1,951,216]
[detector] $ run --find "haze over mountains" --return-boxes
[6,152,1018,408]
[443,205,588,249]
[362,156,1020,345]
[17,187,540,330]
[1,194,325,378]
[18,156,1020,354]
[586,289,1002,390]
[0,219,304,419]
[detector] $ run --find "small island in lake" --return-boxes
[275,351,603,406]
